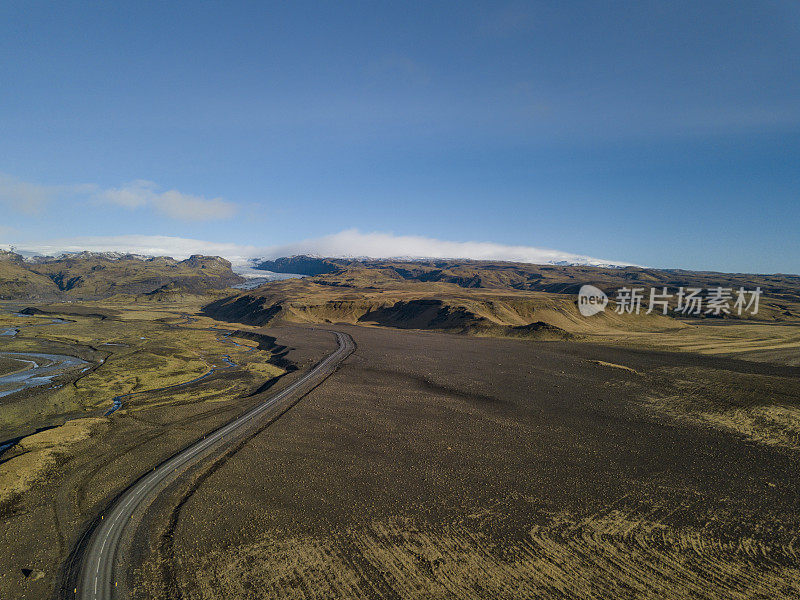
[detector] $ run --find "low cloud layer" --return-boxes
[0,174,630,267]
[0,173,93,215]
[0,173,236,222]
[1,229,635,269]
[262,229,633,266]
[0,173,54,214]
[99,180,236,221]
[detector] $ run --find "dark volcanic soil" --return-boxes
[133,325,800,599]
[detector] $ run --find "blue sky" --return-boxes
[1,1,798,272]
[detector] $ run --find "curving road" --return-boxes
[68,330,354,600]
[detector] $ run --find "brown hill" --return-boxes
[202,276,685,339]
[0,251,244,299]
[253,257,800,321]
[0,250,62,300]
[205,257,800,338]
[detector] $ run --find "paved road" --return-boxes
[69,331,354,600]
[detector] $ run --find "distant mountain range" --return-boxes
[4,250,800,330]
[251,253,633,274]
[203,255,800,339]
[0,249,244,300]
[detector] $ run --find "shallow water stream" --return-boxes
[0,351,88,398]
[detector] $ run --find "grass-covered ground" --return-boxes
[0,301,286,438]
[0,299,288,523]
[0,314,328,600]
[0,355,31,377]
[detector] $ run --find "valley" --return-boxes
[5,6,796,598]
[1,254,799,599]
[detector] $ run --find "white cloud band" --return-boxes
[1,230,636,270]
[262,229,634,266]
[98,180,236,220]
[0,173,236,222]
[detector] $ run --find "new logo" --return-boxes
[578,285,608,316]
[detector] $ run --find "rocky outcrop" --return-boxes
[253,255,342,276]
